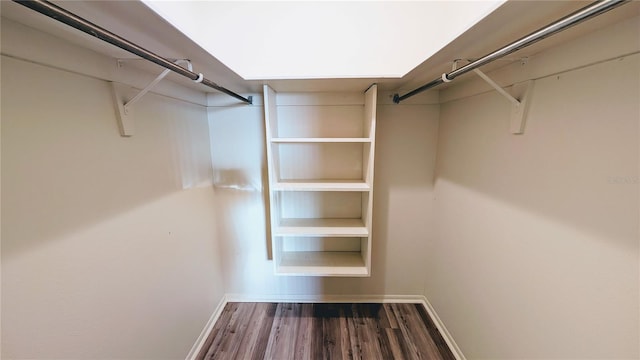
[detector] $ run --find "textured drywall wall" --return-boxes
[429,19,639,359]
[1,52,224,359]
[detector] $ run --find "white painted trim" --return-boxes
[419,297,467,360]
[185,294,228,360]
[224,293,427,304]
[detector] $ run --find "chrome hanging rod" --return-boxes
[13,0,253,105]
[393,0,628,104]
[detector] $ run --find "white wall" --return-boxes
[428,17,640,359]
[1,21,225,359]
[207,91,439,298]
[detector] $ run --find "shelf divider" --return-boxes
[271,137,371,143]
[275,218,368,237]
[277,251,368,276]
[273,180,370,191]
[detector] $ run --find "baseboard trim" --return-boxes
[185,294,228,360]
[186,293,465,360]
[419,297,466,360]
[224,293,427,303]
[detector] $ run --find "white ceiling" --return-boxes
[141,0,506,80]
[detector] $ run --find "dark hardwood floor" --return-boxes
[197,302,456,360]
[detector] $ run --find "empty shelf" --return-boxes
[271,137,371,143]
[276,251,368,276]
[273,180,370,191]
[276,218,368,237]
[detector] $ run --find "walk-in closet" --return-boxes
[1,1,638,359]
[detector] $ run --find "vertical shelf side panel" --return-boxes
[364,85,376,139]
[263,85,279,268]
[363,84,377,274]
[363,84,377,185]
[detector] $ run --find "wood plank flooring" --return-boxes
[197,303,456,360]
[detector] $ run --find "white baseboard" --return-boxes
[419,297,467,360]
[186,293,465,360]
[185,294,228,360]
[224,293,427,304]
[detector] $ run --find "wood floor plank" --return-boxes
[393,303,444,360]
[350,303,382,360]
[262,303,286,359]
[383,303,400,329]
[414,304,457,360]
[388,303,424,359]
[250,303,277,360]
[200,302,456,360]
[233,303,273,359]
[321,304,342,360]
[264,303,302,360]
[365,303,394,359]
[208,302,256,360]
[195,302,236,360]
[310,304,325,359]
[404,303,448,360]
[374,320,395,360]
[362,304,385,359]
[385,327,415,360]
[292,303,314,360]
[338,305,354,360]
[344,304,363,360]
[219,302,257,359]
[200,302,241,359]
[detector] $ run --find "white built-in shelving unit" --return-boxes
[263,85,378,276]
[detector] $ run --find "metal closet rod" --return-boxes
[13,0,253,105]
[393,0,629,104]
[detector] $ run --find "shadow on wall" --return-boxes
[209,94,440,296]
[317,102,440,295]
[435,57,639,253]
[1,56,224,359]
[1,57,213,259]
[429,56,639,358]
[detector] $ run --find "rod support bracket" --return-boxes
[472,69,535,134]
[112,59,191,136]
[111,82,134,137]
[473,68,520,106]
[452,59,462,71]
[510,80,535,134]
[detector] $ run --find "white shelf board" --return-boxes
[271,137,371,143]
[273,180,370,191]
[275,218,368,237]
[276,251,368,276]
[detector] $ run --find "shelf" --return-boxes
[273,180,370,191]
[264,84,377,277]
[275,218,368,237]
[271,137,371,143]
[276,251,368,276]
